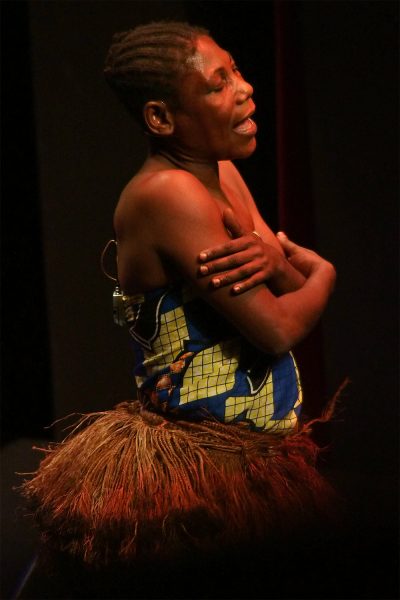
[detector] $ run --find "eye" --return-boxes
[210,83,224,93]
[208,74,227,93]
[207,63,241,94]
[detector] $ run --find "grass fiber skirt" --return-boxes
[19,399,339,568]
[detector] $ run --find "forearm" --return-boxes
[267,259,306,295]
[213,260,335,356]
[198,234,307,295]
[271,261,335,350]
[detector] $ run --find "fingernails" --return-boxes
[277,231,287,239]
[199,265,208,275]
[199,252,208,261]
[233,285,241,293]
[212,278,221,288]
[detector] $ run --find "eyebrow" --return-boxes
[207,52,235,82]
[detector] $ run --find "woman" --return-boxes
[21,21,337,571]
[107,22,335,430]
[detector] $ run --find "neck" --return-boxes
[146,138,222,195]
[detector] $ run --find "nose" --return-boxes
[237,77,254,102]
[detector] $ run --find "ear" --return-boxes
[143,101,175,136]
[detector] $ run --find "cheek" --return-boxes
[211,104,232,127]
[190,117,229,150]
[202,109,232,142]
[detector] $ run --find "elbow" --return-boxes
[262,337,295,357]
[251,323,300,356]
[320,260,337,295]
[268,339,294,356]
[248,302,319,355]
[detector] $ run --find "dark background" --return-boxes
[1,1,398,598]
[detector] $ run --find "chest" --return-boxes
[216,181,254,232]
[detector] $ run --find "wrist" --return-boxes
[269,257,305,294]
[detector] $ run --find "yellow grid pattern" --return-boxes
[135,295,302,433]
[266,396,302,433]
[224,374,275,429]
[179,340,240,405]
[224,352,302,432]
[142,306,188,375]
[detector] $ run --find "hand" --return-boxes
[276,231,334,279]
[198,208,286,294]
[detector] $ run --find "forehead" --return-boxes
[188,35,231,76]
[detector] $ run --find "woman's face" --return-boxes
[172,35,257,161]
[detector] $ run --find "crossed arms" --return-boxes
[115,162,336,355]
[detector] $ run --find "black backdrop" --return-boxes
[1,1,399,598]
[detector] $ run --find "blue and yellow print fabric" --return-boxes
[127,285,302,433]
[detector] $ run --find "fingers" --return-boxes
[199,237,256,264]
[277,231,316,256]
[199,249,254,276]
[207,263,261,290]
[276,231,298,256]
[199,212,262,262]
[232,273,266,294]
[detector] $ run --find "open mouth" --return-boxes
[232,116,257,135]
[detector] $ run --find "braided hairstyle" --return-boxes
[104,21,210,125]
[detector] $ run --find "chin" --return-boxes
[232,137,257,160]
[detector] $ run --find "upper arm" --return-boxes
[144,170,240,282]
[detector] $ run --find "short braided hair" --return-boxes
[104,21,210,124]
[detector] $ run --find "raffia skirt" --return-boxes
[19,398,340,568]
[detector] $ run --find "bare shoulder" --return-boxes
[119,169,214,211]
[140,170,212,207]
[114,169,221,242]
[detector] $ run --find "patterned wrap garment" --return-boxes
[124,283,302,433]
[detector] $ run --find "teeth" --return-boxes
[233,116,256,134]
